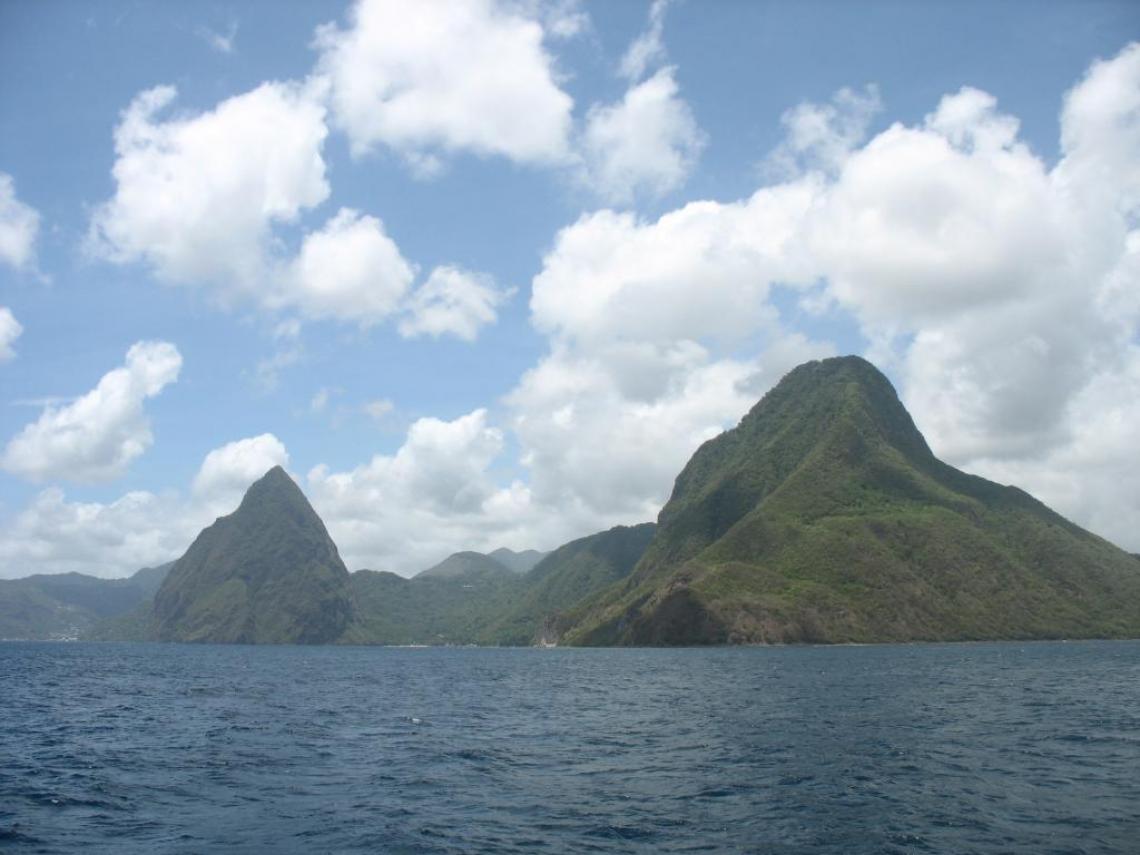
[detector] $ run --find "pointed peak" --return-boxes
[249,464,299,492]
[236,465,315,517]
[259,464,292,483]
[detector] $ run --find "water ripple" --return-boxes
[1,641,1139,853]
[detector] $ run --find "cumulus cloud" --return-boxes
[399,266,511,341]
[308,409,534,572]
[192,433,290,510]
[283,208,415,324]
[531,181,821,346]
[89,82,329,290]
[0,173,40,271]
[507,337,830,521]
[513,175,832,525]
[89,83,503,338]
[0,433,290,579]
[0,307,22,362]
[580,67,705,203]
[1,342,182,483]
[314,0,574,165]
[764,85,882,177]
[578,1,704,203]
[508,42,1140,553]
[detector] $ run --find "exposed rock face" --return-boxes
[560,356,1140,645]
[153,466,353,644]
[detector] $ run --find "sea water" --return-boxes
[2,641,1138,853]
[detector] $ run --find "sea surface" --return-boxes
[1,641,1138,854]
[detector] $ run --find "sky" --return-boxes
[0,0,1137,579]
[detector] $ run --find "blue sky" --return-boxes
[1,0,1137,578]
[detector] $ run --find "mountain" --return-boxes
[558,356,1140,645]
[344,525,654,645]
[152,466,353,644]
[344,563,523,645]
[481,524,656,645]
[488,548,548,574]
[414,548,548,579]
[415,550,516,580]
[0,563,172,641]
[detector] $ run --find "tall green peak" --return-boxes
[153,466,353,644]
[559,357,1140,646]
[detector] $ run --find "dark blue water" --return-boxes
[1,642,1138,854]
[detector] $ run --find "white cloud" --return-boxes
[510,42,1140,554]
[1,341,182,483]
[507,337,829,521]
[0,307,23,362]
[314,0,574,165]
[619,0,669,82]
[399,266,510,341]
[807,94,1059,328]
[199,21,238,54]
[536,0,589,39]
[363,398,394,423]
[0,433,289,579]
[792,44,1140,549]
[308,409,544,572]
[765,85,881,177]
[580,67,705,203]
[0,488,191,580]
[578,0,704,203]
[513,168,832,527]
[89,83,504,337]
[89,82,329,290]
[283,208,415,324]
[192,433,290,513]
[532,180,821,347]
[0,173,40,271]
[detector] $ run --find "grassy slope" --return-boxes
[562,357,1140,645]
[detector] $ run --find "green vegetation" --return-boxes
[560,356,1140,645]
[416,550,519,579]
[341,524,654,645]
[479,523,656,645]
[24,356,1139,647]
[152,466,353,644]
[0,563,170,640]
[343,564,522,644]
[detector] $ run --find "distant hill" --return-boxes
[414,548,548,579]
[415,551,516,580]
[344,563,522,645]
[0,563,171,640]
[481,524,656,645]
[40,355,1140,648]
[152,466,353,644]
[343,526,655,645]
[488,548,548,574]
[557,356,1140,645]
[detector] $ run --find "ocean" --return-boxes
[2,641,1138,853]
